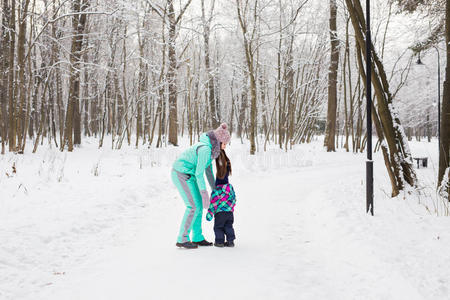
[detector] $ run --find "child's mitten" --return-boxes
[200,190,210,208]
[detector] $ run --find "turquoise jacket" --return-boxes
[172,132,218,191]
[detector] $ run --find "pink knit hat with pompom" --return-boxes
[213,123,231,145]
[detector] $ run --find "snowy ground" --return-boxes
[1,137,449,300]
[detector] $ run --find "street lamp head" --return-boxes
[416,52,424,65]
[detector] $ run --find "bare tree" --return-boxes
[201,0,219,128]
[236,0,259,155]
[7,0,16,152]
[0,0,11,154]
[147,0,192,146]
[324,0,339,152]
[440,0,449,198]
[62,0,89,151]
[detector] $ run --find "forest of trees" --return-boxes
[0,0,448,199]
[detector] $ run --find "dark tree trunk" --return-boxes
[15,0,31,153]
[324,0,339,152]
[438,0,450,198]
[167,1,178,146]
[0,0,10,154]
[201,0,219,128]
[8,0,16,152]
[62,0,88,151]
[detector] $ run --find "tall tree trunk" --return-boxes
[136,20,147,148]
[259,70,268,138]
[136,88,142,148]
[29,47,38,140]
[343,19,351,152]
[167,1,178,146]
[56,64,64,147]
[236,0,257,155]
[22,0,37,154]
[0,0,10,154]
[277,5,284,148]
[324,0,339,152]
[49,0,64,147]
[148,0,191,145]
[83,48,90,137]
[8,0,16,152]
[438,0,450,198]
[201,0,218,128]
[62,0,88,151]
[15,0,31,153]
[122,26,130,146]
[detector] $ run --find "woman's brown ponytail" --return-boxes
[215,149,231,179]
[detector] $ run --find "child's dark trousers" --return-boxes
[213,211,235,244]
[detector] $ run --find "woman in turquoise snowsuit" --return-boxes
[172,123,231,249]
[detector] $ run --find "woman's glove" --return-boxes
[200,190,210,208]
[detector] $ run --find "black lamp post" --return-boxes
[366,0,374,216]
[416,47,441,154]
[434,46,441,153]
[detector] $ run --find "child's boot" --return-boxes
[225,241,235,247]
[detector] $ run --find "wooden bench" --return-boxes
[413,157,428,168]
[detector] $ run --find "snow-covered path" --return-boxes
[2,139,450,300]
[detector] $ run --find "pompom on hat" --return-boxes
[213,123,231,145]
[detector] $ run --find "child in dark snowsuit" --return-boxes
[206,149,236,247]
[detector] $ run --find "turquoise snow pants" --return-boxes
[172,170,205,243]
